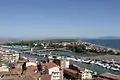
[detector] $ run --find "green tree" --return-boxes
[22,62,26,74]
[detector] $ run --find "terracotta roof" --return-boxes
[74,65,85,71]
[0,71,19,75]
[21,76,35,80]
[63,68,81,79]
[64,68,78,74]
[41,62,58,69]
[11,67,21,75]
[93,77,110,80]
[29,58,37,62]
[40,74,51,80]
[100,73,120,80]
[23,66,37,76]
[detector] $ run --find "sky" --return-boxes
[0,0,120,39]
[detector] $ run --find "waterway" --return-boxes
[3,46,120,75]
[22,52,120,75]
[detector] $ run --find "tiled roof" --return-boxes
[41,62,58,69]
[100,73,120,80]
[63,68,78,74]
[29,58,37,62]
[73,65,85,71]
[63,68,81,79]
[23,66,37,76]
[93,77,110,80]
[21,76,35,80]
[40,74,51,80]
[0,71,19,75]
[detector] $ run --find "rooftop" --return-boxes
[64,68,79,74]
[21,76,35,80]
[100,73,120,80]
[41,62,58,69]
[23,66,37,76]
[40,74,51,80]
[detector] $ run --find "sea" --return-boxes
[81,39,120,49]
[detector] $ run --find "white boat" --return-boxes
[107,66,111,69]
[111,67,119,71]
[82,60,91,64]
[90,61,95,64]
[48,56,53,59]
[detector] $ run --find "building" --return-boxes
[41,62,63,80]
[53,58,70,68]
[26,62,37,67]
[64,64,92,80]
[2,53,19,63]
[64,68,81,79]
[99,73,120,80]
[81,69,92,80]
[38,74,51,80]
[26,58,37,67]
[0,64,9,72]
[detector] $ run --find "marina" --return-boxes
[1,46,120,75]
[23,51,120,75]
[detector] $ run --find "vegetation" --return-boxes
[66,45,86,53]
[5,41,35,46]
[22,62,27,74]
[4,39,78,46]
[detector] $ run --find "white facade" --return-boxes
[12,53,19,62]
[0,65,9,72]
[48,67,61,80]
[26,62,37,67]
[2,53,19,63]
[61,59,70,68]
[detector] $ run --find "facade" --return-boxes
[0,64,9,72]
[41,62,63,80]
[26,62,37,67]
[53,58,70,68]
[61,59,69,68]
[50,67,61,80]
[81,69,92,80]
[2,53,19,63]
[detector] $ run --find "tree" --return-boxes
[22,62,26,74]
[37,62,42,72]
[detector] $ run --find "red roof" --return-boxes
[93,77,110,80]
[100,73,120,80]
[29,58,37,62]
[63,68,81,79]
[73,65,85,71]
[40,74,51,80]
[64,68,78,74]
[41,62,58,69]
[23,66,37,76]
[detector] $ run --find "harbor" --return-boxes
[1,45,120,80]
[23,52,120,75]
[1,45,120,75]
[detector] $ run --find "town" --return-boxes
[0,40,120,80]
